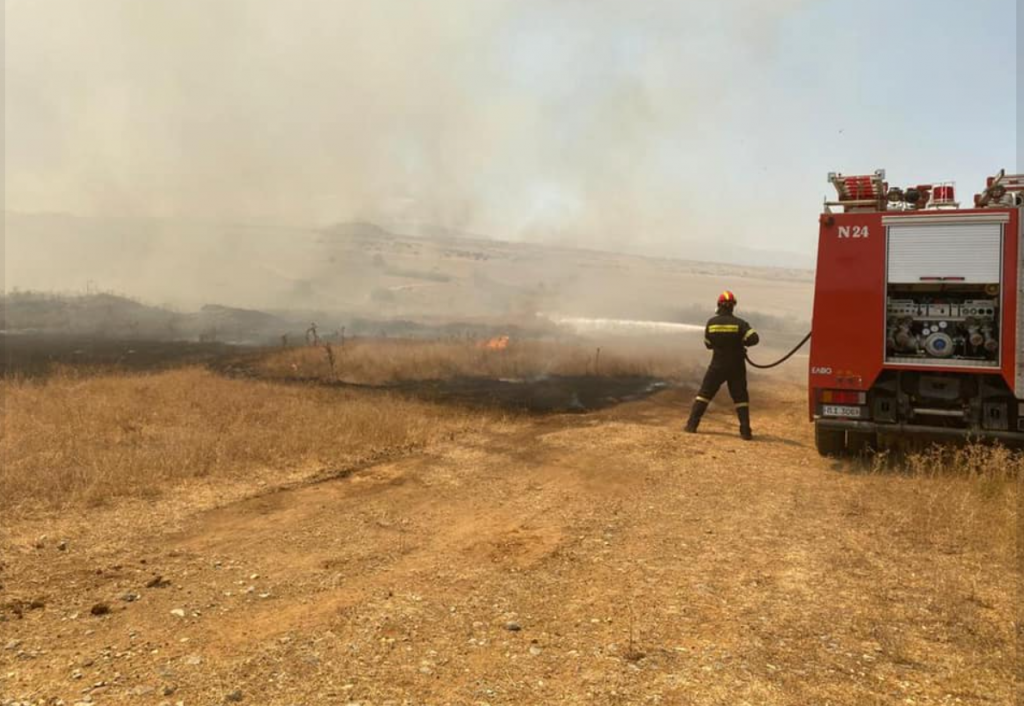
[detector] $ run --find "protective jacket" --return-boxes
[686,307,760,439]
[704,312,760,369]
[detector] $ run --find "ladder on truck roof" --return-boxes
[826,169,887,211]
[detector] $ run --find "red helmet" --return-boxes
[717,290,737,307]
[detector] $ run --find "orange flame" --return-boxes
[478,335,510,351]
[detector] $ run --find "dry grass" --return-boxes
[0,373,1018,702]
[823,444,1022,697]
[864,444,1021,559]
[832,445,1021,595]
[257,338,687,385]
[0,366,488,516]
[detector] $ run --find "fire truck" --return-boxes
[810,169,1024,455]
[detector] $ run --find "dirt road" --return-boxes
[1,382,1017,705]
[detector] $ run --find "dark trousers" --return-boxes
[686,364,751,435]
[696,364,749,406]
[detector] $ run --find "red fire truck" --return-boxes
[810,169,1024,455]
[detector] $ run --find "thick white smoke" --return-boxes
[5,0,815,252]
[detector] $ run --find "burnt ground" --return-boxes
[0,334,241,378]
[210,346,673,414]
[219,369,670,414]
[1,334,671,414]
[384,375,668,413]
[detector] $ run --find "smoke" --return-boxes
[5,0,814,255]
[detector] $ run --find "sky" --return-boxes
[3,0,1019,264]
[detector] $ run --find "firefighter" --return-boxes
[685,290,760,440]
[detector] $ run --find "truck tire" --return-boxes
[815,423,846,457]
[847,431,877,456]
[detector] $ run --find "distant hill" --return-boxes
[4,212,814,324]
[2,291,179,337]
[1,292,299,345]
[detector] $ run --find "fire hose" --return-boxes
[745,331,812,370]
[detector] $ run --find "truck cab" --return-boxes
[809,169,1024,455]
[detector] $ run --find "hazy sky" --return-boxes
[4,0,1018,261]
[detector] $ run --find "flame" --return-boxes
[478,335,510,351]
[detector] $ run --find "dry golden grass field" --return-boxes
[0,339,1020,706]
[0,366,488,517]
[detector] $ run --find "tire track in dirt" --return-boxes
[1,382,1017,705]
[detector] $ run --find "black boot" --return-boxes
[737,405,753,440]
[685,399,709,433]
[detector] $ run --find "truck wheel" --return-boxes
[847,431,878,456]
[815,424,846,457]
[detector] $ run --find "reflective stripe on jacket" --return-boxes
[704,312,759,368]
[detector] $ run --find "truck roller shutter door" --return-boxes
[887,222,1003,284]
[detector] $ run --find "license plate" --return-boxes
[822,405,863,418]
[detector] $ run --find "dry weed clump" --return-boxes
[864,444,1021,562]
[833,443,1020,679]
[0,367,486,516]
[258,338,683,386]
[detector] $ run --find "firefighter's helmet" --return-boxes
[717,290,737,308]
